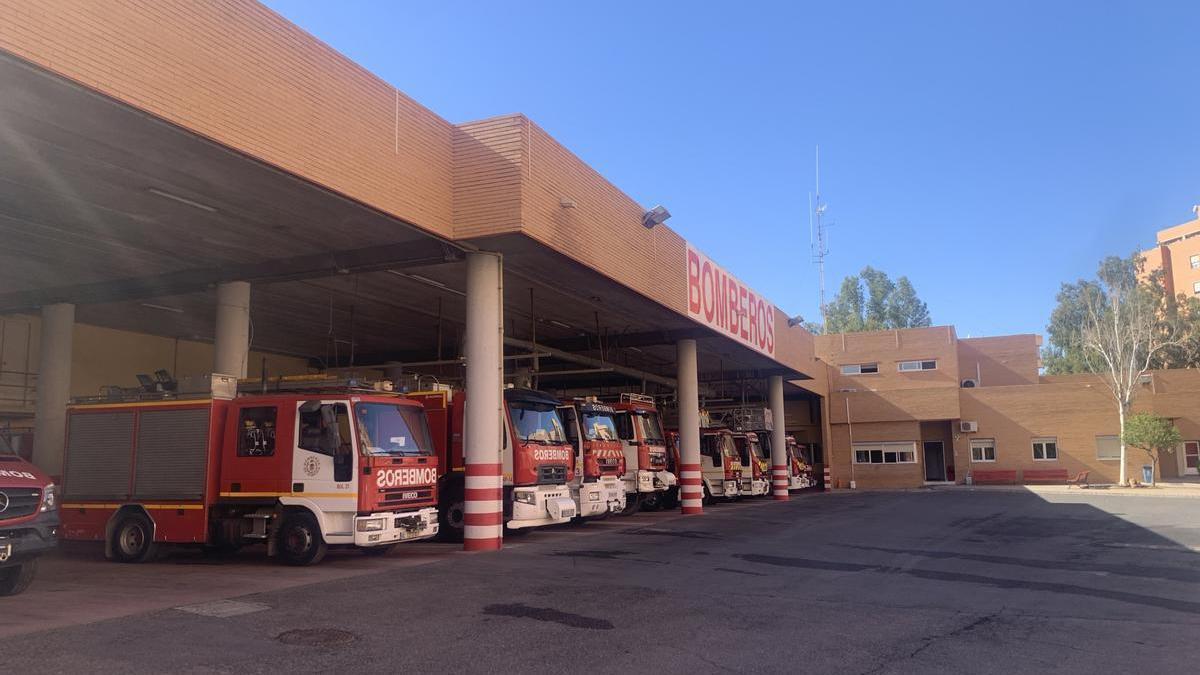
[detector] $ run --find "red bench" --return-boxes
[1022,469,1069,484]
[971,469,1017,485]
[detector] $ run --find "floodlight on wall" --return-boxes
[642,205,671,229]
[787,315,805,328]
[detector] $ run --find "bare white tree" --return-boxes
[1079,257,1181,485]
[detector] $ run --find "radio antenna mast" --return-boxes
[810,146,829,327]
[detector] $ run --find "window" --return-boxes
[1096,435,1121,461]
[614,412,634,441]
[298,402,352,457]
[841,363,879,375]
[237,406,277,457]
[898,360,937,372]
[1032,437,1058,461]
[701,435,724,467]
[509,402,566,443]
[1191,254,1200,269]
[970,439,996,462]
[1193,281,1200,295]
[354,403,433,456]
[852,442,917,464]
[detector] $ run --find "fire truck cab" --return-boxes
[0,434,58,595]
[415,387,577,540]
[558,398,626,518]
[59,375,439,566]
[612,394,677,514]
[732,432,771,497]
[785,435,814,490]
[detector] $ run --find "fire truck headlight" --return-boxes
[40,484,58,512]
[356,518,385,532]
[513,491,537,505]
[588,492,600,501]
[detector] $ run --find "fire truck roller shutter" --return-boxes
[63,412,135,500]
[133,409,210,500]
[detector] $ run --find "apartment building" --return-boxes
[816,326,1200,489]
[1143,209,1200,297]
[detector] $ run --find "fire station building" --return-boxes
[1,0,1198,535]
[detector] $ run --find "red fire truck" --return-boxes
[413,387,577,539]
[558,398,626,518]
[612,394,677,514]
[59,375,439,565]
[666,427,743,505]
[1,434,59,595]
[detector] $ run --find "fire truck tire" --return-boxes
[438,494,466,543]
[276,511,327,566]
[0,559,37,596]
[640,491,663,511]
[111,513,159,563]
[617,492,642,516]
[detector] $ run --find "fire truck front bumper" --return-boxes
[354,507,438,547]
[740,478,771,497]
[718,479,741,498]
[635,470,677,493]
[789,475,813,490]
[577,478,626,517]
[508,485,576,529]
[0,509,59,568]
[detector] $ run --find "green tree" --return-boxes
[1044,253,1186,484]
[1122,412,1181,485]
[824,267,932,333]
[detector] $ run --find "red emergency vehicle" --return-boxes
[1,434,58,595]
[612,394,677,514]
[59,375,438,565]
[731,431,770,497]
[785,435,814,490]
[558,398,626,518]
[666,427,743,505]
[414,386,577,540]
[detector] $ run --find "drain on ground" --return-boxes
[275,628,358,647]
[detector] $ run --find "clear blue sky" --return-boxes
[263,0,1200,338]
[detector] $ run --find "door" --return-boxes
[1184,441,1199,476]
[923,441,946,481]
[293,401,358,523]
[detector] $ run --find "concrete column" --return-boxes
[769,375,789,501]
[463,252,504,551]
[676,339,703,515]
[32,303,74,477]
[213,281,251,378]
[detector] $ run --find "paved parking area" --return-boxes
[3,489,1199,673]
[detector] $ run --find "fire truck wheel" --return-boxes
[640,492,663,512]
[438,494,465,543]
[276,511,327,566]
[361,544,396,557]
[111,513,159,563]
[617,492,642,516]
[0,559,38,596]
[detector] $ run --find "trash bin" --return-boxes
[1142,465,1153,485]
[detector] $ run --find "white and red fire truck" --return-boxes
[59,375,439,565]
[558,398,626,518]
[612,394,677,514]
[731,431,771,497]
[414,386,577,539]
[785,435,815,490]
[0,434,58,595]
[666,426,744,505]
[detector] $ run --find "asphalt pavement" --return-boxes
[4,489,1199,674]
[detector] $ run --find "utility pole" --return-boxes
[810,146,830,327]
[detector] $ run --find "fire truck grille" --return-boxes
[598,458,621,468]
[537,465,567,484]
[0,488,41,521]
[378,487,434,507]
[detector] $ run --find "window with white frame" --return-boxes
[853,442,917,464]
[1032,437,1058,461]
[1193,281,1200,295]
[1191,254,1200,269]
[841,363,879,375]
[898,359,937,372]
[1096,435,1121,460]
[970,439,996,462]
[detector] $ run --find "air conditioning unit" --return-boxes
[960,378,978,388]
[1138,373,1153,386]
[959,421,978,433]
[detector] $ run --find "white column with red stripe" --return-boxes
[676,339,703,515]
[463,252,504,551]
[768,375,789,500]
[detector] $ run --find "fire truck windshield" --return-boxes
[633,412,665,445]
[355,403,434,456]
[580,411,618,441]
[511,403,566,444]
